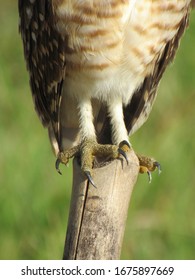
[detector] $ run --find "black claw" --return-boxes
[118,148,129,165]
[85,171,97,188]
[154,161,162,175]
[147,171,152,183]
[55,158,62,175]
[119,140,131,149]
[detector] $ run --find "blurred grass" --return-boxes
[0,2,194,259]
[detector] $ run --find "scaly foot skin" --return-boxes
[55,145,80,174]
[55,138,131,187]
[137,154,161,183]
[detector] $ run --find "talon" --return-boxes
[118,140,131,165]
[118,148,129,165]
[147,170,152,183]
[138,154,161,182]
[55,158,62,175]
[154,161,162,175]
[85,171,97,188]
[119,140,131,150]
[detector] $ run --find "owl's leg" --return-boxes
[107,100,161,182]
[56,99,131,187]
[107,99,130,147]
[56,99,160,185]
[76,99,132,186]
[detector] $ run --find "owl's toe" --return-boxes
[118,140,131,165]
[55,146,80,175]
[138,154,161,183]
[56,138,132,187]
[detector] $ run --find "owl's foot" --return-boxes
[55,138,131,187]
[137,154,161,183]
[55,145,80,175]
[78,139,130,187]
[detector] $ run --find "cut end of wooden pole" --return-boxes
[63,149,139,260]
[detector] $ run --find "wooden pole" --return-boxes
[63,149,139,260]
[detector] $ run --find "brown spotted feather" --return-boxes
[19,0,66,143]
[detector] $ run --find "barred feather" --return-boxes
[19,0,191,153]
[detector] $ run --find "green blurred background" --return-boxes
[0,2,195,260]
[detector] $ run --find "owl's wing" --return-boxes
[19,0,65,143]
[124,13,189,136]
[98,12,189,145]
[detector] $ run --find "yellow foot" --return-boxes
[55,145,80,175]
[137,154,161,183]
[55,139,131,187]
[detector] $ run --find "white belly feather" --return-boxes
[54,0,190,148]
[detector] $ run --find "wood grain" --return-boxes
[63,150,139,260]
